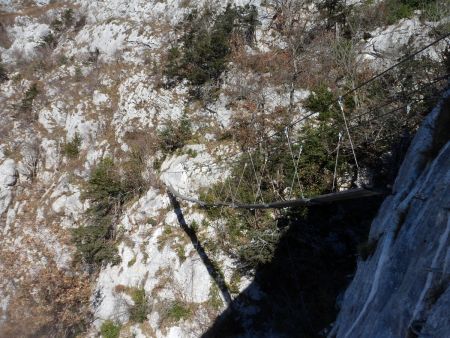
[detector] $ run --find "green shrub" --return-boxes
[75,66,83,81]
[19,83,39,113]
[50,18,63,32]
[164,4,259,88]
[121,150,146,196]
[146,217,157,226]
[127,256,137,267]
[208,284,223,310]
[304,84,339,120]
[185,148,198,158]
[71,222,121,266]
[129,288,149,323]
[51,8,74,32]
[176,246,186,262]
[100,320,121,338]
[386,2,414,24]
[73,157,145,268]
[40,32,57,48]
[85,158,126,218]
[422,0,450,33]
[158,113,192,154]
[384,0,439,24]
[166,301,191,322]
[238,227,282,267]
[63,8,74,27]
[63,132,82,158]
[58,54,69,65]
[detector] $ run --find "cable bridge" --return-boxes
[167,32,450,210]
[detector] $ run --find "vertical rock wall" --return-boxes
[331,89,450,338]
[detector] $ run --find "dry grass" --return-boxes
[231,36,291,84]
[0,261,91,338]
[0,1,78,22]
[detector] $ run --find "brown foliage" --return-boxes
[230,105,291,150]
[230,35,291,84]
[0,262,91,338]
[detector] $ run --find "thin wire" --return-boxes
[162,72,449,176]
[162,75,448,207]
[164,46,449,209]
[285,127,296,200]
[341,32,450,99]
[248,151,263,203]
[294,143,304,198]
[233,162,248,202]
[332,73,449,129]
[285,128,304,199]
[332,132,343,192]
[339,96,359,169]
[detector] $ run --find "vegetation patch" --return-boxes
[176,245,186,263]
[228,271,242,295]
[0,60,8,83]
[72,156,146,269]
[208,283,223,311]
[19,83,39,114]
[161,301,192,324]
[72,222,121,267]
[127,256,137,267]
[157,226,175,250]
[100,320,121,338]
[164,4,259,94]
[158,113,192,154]
[129,288,150,323]
[63,132,82,159]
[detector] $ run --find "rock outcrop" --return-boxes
[331,89,450,338]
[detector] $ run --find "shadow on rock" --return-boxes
[168,191,232,305]
[202,196,384,338]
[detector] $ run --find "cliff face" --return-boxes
[0,0,449,337]
[332,90,450,338]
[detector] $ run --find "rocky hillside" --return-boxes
[0,1,448,337]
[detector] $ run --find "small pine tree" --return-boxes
[19,83,39,113]
[164,4,260,87]
[63,132,82,159]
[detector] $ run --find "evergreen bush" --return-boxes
[73,157,145,268]
[164,4,259,88]
[19,83,39,114]
[158,113,192,154]
[63,132,82,159]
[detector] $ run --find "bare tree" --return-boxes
[271,0,318,112]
